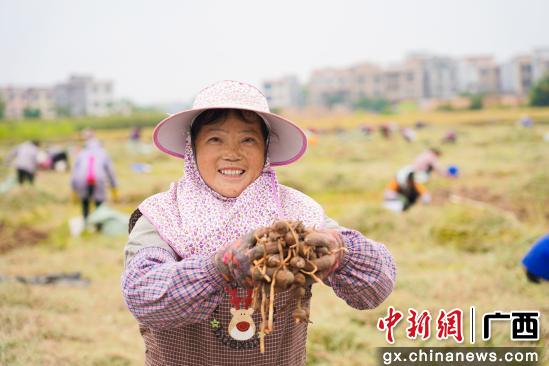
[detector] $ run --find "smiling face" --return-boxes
[194,111,266,198]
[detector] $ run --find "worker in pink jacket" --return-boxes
[71,138,118,220]
[412,148,450,182]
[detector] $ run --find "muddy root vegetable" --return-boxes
[302,260,315,272]
[250,220,331,353]
[284,232,296,246]
[252,267,265,281]
[304,232,331,247]
[274,269,294,290]
[272,220,289,234]
[251,241,280,259]
[266,254,281,267]
[268,231,281,242]
[289,256,305,270]
[317,246,330,255]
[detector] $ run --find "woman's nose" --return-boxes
[222,143,242,161]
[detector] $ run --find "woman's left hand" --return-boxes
[306,229,346,280]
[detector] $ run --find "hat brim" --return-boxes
[152,107,307,166]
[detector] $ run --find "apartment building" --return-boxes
[307,67,354,107]
[348,63,384,101]
[0,87,56,119]
[531,48,549,82]
[500,55,533,95]
[408,54,459,100]
[380,58,424,101]
[308,63,392,107]
[306,53,465,107]
[500,49,549,95]
[302,48,549,108]
[457,56,500,95]
[54,75,114,116]
[262,75,303,110]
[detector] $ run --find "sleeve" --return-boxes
[121,216,227,330]
[323,216,396,310]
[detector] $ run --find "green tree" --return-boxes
[23,107,41,119]
[55,106,71,117]
[459,92,483,110]
[530,74,549,106]
[353,96,391,113]
[324,92,347,108]
[469,94,483,110]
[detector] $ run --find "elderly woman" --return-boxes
[121,80,396,366]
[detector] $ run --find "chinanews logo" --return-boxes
[376,306,540,344]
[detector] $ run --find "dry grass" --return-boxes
[1,111,548,365]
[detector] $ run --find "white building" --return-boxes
[307,68,354,107]
[500,49,549,95]
[262,75,303,110]
[54,75,114,116]
[531,48,549,83]
[500,55,533,95]
[456,56,500,95]
[407,53,459,100]
[380,60,423,102]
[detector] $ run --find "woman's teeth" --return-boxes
[220,169,244,176]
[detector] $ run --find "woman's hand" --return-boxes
[213,231,257,288]
[305,229,346,281]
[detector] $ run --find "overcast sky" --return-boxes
[1,0,548,104]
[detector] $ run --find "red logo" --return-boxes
[436,308,464,343]
[377,306,404,344]
[406,309,432,340]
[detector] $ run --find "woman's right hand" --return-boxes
[213,231,257,288]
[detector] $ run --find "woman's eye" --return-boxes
[242,137,257,144]
[207,137,221,143]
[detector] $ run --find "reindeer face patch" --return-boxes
[228,307,256,341]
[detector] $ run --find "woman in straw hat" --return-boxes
[121,80,395,365]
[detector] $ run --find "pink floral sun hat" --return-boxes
[153,80,308,166]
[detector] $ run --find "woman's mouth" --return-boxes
[219,169,245,177]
